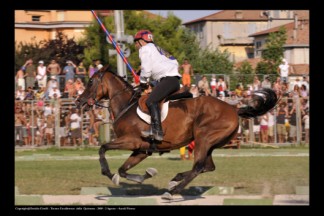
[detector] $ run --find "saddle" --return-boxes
[138,88,193,115]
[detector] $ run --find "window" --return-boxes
[247,52,254,59]
[256,41,262,49]
[248,23,256,35]
[57,11,65,21]
[224,23,232,39]
[32,16,40,22]
[273,10,280,18]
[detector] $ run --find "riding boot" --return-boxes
[141,103,164,141]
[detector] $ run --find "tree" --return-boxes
[260,26,287,75]
[235,61,254,89]
[83,10,233,80]
[15,31,84,72]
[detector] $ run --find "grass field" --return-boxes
[15,148,309,196]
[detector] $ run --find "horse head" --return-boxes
[75,65,135,113]
[75,65,110,112]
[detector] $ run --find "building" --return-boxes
[183,10,306,63]
[15,10,95,47]
[15,10,163,48]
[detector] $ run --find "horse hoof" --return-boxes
[146,168,158,177]
[161,192,173,200]
[168,181,179,191]
[112,174,120,186]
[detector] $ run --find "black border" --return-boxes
[3,0,320,214]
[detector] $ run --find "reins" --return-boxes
[92,71,141,122]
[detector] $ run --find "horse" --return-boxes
[75,65,278,198]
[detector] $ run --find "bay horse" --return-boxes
[75,65,278,198]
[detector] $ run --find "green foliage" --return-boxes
[233,61,254,89]
[15,31,84,72]
[83,10,233,78]
[261,27,287,74]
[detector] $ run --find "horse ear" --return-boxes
[101,64,110,72]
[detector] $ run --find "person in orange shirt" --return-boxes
[179,59,193,88]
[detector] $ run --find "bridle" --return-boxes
[86,71,141,122]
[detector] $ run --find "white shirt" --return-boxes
[70,113,81,129]
[279,60,289,77]
[37,66,47,78]
[139,43,181,82]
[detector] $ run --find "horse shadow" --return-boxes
[95,182,213,200]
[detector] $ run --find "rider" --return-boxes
[134,30,181,141]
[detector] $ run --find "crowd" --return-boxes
[15,58,105,147]
[14,57,310,148]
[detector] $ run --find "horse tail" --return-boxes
[237,88,279,119]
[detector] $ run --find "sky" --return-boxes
[148,10,220,23]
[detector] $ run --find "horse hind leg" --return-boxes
[118,151,157,184]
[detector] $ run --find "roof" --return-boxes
[234,58,262,69]
[96,10,164,20]
[234,59,309,75]
[289,64,309,75]
[183,10,268,25]
[250,20,309,45]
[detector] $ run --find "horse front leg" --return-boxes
[98,136,143,185]
[99,144,120,185]
[118,151,158,184]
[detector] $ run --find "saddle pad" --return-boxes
[136,101,169,124]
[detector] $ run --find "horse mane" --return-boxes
[101,65,135,91]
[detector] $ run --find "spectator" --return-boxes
[47,59,61,76]
[300,76,309,94]
[273,77,282,96]
[63,60,77,86]
[95,59,103,71]
[252,76,261,91]
[189,84,199,98]
[276,102,288,143]
[260,114,268,143]
[45,114,55,145]
[74,78,84,97]
[45,76,59,99]
[302,110,309,144]
[64,79,76,98]
[49,84,61,99]
[15,108,26,146]
[15,86,25,101]
[76,61,87,84]
[278,58,289,84]
[300,84,308,98]
[261,76,272,89]
[198,75,211,96]
[210,75,217,97]
[70,108,82,146]
[24,87,35,100]
[36,60,47,88]
[179,59,194,88]
[217,77,227,96]
[234,84,243,97]
[267,110,275,143]
[35,87,45,100]
[288,105,297,143]
[88,59,97,78]
[15,68,26,91]
[59,108,69,146]
[24,59,36,89]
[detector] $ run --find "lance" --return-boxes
[91,10,139,84]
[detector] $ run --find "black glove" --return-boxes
[140,82,149,90]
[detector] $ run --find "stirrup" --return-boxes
[153,131,163,141]
[141,127,153,138]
